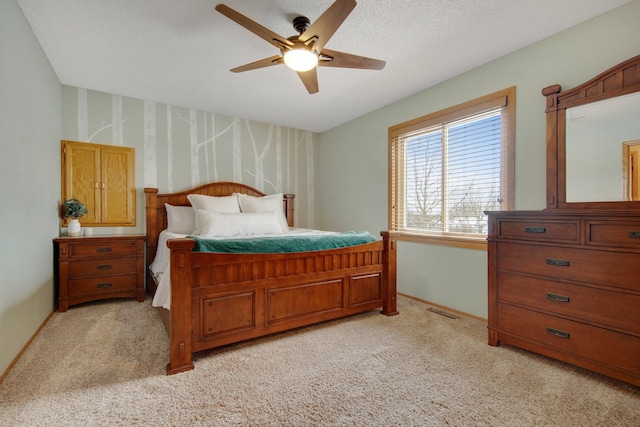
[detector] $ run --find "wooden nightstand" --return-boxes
[54,234,146,312]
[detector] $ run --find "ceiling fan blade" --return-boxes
[230,55,283,73]
[298,0,356,53]
[318,49,386,70]
[297,69,319,94]
[215,4,293,50]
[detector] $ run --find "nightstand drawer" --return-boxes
[586,221,640,249]
[69,274,137,297]
[497,271,640,335]
[67,241,139,259]
[68,257,138,278]
[498,303,640,375]
[497,219,580,243]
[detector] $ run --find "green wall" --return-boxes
[316,0,640,318]
[0,0,61,376]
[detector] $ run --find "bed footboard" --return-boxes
[165,231,398,375]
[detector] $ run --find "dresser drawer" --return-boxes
[68,257,138,278]
[497,219,580,243]
[68,274,137,297]
[498,303,640,375]
[586,221,640,249]
[497,271,640,335]
[497,242,640,292]
[67,241,139,259]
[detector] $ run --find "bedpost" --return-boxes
[380,231,399,316]
[144,188,159,290]
[283,194,295,227]
[166,238,196,375]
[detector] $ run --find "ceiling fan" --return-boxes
[215,0,386,94]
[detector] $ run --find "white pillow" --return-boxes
[236,193,290,232]
[197,210,284,237]
[164,204,196,234]
[187,194,241,235]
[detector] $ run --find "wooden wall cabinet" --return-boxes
[62,140,136,226]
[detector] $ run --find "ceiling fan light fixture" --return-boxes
[216,2,385,94]
[283,48,318,72]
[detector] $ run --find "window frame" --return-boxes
[388,87,515,250]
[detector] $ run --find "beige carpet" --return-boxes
[1,295,638,426]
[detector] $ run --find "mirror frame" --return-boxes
[543,54,640,210]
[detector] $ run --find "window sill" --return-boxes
[394,231,487,250]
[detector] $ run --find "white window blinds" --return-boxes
[389,88,514,240]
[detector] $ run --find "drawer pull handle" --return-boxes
[97,247,113,252]
[97,283,112,288]
[97,264,112,270]
[546,292,570,303]
[546,258,570,267]
[546,327,570,339]
[629,231,640,239]
[525,227,546,233]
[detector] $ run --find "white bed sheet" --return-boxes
[149,228,339,309]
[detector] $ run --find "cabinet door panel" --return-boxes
[62,142,100,224]
[101,147,135,225]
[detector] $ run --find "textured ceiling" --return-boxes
[17,0,632,133]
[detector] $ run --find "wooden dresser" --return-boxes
[54,235,146,312]
[487,210,640,386]
[486,55,640,387]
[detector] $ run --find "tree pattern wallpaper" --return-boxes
[61,86,316,228]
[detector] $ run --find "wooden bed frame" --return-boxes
[145,182,398,374]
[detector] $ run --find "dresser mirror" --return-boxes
[543,54,640,210]
[565,91,640,202]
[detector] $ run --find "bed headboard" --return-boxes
[144,182,295,284]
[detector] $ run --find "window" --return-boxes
[389,87,515,250]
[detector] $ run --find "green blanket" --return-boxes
[191,231,377,254]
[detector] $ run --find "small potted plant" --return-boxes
[63,198,88,236]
